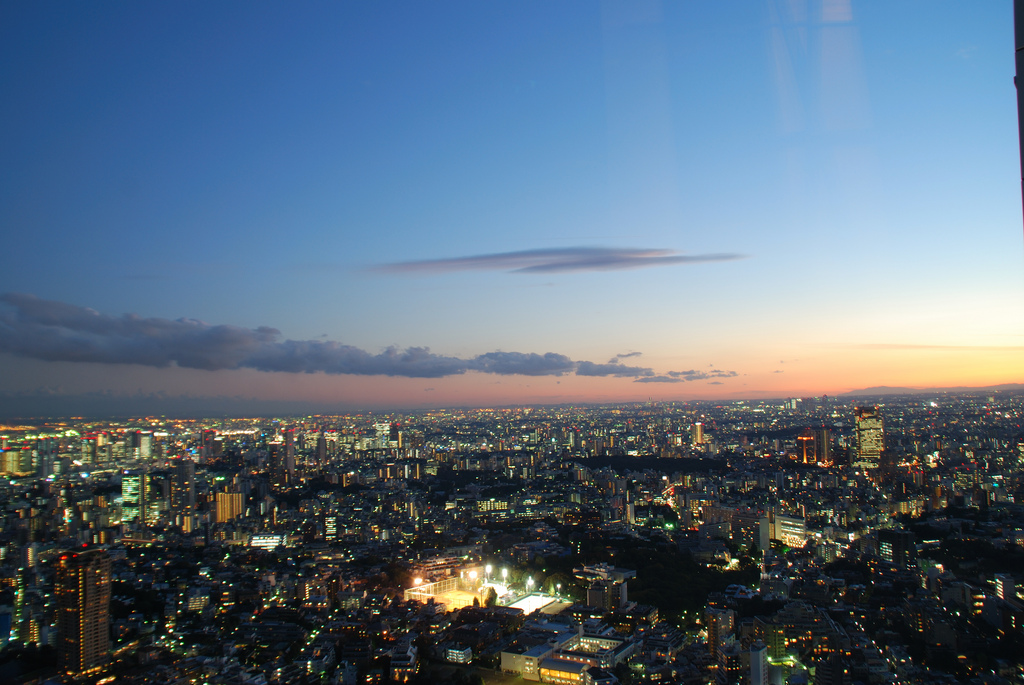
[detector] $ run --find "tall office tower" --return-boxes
[373,422,390,447]
[79,436,95,465]
[216,491,244,523]
[36,438,57,477]
[268,442,283,475]
[853,407,884,471]
[814,428,832,465]
[796,431,815,464]
[324,430,339,456]
[56,550,111,675]
[284,428,295,458]
[316,434,327,466]
[201,429,218,461]
[389,422,402,448]
[171,460,196,517]
[692,422,704,446]
[121,471,149,525]
[130,431,152,459]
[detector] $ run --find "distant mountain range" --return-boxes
[840,383,1024,397]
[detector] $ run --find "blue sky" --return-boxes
[1,1,1021,413]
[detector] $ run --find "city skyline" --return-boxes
[2,2,1023,414]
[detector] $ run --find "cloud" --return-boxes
[374,246,745,275]
[634,368,738,383]
[668,369,738,381]
[0,294,655,380]
[470,351,576,376]
[576,360,653,377]
[608,351,642,363]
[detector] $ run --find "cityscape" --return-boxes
[3,2,1024,685]
[2,392,1024,684]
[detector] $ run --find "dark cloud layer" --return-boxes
[0,294,654,379]
[634,369,738,384]
[375,247,744,275]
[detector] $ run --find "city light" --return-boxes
[0,391,1010,682]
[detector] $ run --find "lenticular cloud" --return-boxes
[374,246,744,275]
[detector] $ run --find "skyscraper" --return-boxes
[316,433,327,467]
[36,437,57,477]
[216,491,244,523]
[56,549,111,675]
[814,428,832,465]
[171,459,196,521]
[121,470,148,525]
[853,407,884,471]
[201,429,218,461]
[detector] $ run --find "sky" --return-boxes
[1,0,1022,416]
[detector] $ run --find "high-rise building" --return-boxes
[201,429,218,461]
[56,550,111,675]
[216,491,244,523]
[705,607,735,660]
[0,450,22,475]
[36,437,57,477]
[749,640,768,685]
[692,422,704,446]
[121,471,148,525]
[797,431,815,464]
[129,430,152,459]
[853,407,884,471]
[324,430,339,456]
[814,428,832,465]
[283,430,297,479]
[171,460,196,518]
[269,439,295,482]
[316,433,327,465]
[878,528,916,567]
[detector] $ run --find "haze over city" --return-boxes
[2,1,1022,415]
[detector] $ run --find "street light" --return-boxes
[526,577,534,592]
[556,583,562,597]
[485,564,493,579]
[502,568,508,582]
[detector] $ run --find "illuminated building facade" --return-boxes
[216,491,244,523]
[853,407,884,471]
[121,471,148,524]
[56,550,111,675]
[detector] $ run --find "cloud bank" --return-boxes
[375,247,744,275]
[0,294,655,379]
